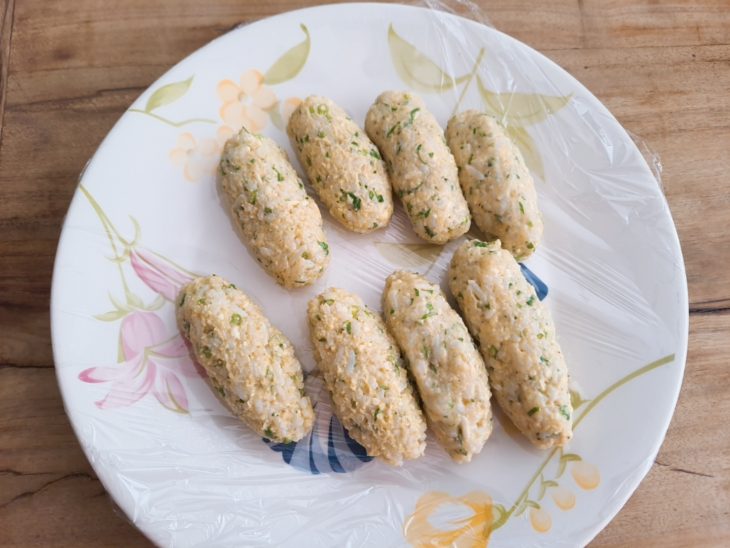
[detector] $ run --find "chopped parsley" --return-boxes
[421,303,436,320]
[318,241,329,255]
[406,107,420,126]
[230,313,242,325]
[559,405,571,421]
[528,407,540,416]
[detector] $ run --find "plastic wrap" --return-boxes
[51,1,688,546]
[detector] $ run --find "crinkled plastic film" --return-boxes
[51,1,687,547]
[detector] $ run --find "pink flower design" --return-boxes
[79,311,202,413]
[130,248,194,302]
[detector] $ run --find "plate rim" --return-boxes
[50,3,689,546]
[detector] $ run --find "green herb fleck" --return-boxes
[425,226,436,238]
[197,298,206,305]
[273,167,284,182]
[346,192,362,211]
[473,241,487,248]
[318,241,329,255]
[249,190,257,205]
[317,130,325,138]
[302,251,311,260]
[264,207,273,215]
[369,149,381,160]
[519,201,525,214]
[406,107,420,126]
[230,313,242,325]
[345,321,352,334]
[528,406,540,416]
[263,427,275,439]
[559,405,571,421]
[421,303,436,320]
[373,407,381,421]
[421,344,431,359]
[201,346,212,359]
[526,295,536,306]
[488,345,498,358]
[178,293,186,307]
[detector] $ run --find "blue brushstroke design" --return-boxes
[520,263,548,300]
[263,411,372,474]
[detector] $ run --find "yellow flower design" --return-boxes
[529,507,552,533]
[217,70,277,132]
[551,486,576,511]
[404,491,494,547]
[572,461,601,490]
[169,126,233,182]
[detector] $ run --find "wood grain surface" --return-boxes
[1,0,728,546]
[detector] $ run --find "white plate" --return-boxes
[51,3,688,546]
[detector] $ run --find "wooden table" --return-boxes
[1,0,728,545]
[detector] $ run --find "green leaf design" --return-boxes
[374,242,442,269]
[570,389,588,410]
[477,75,571,126]
[264,24,310,85]
[117,329,125,363]
[388,24,461,93]
[94,309,127,322]
[537,478,559,500]
[557,452,582,477]
[126,289,144,309]
[506,125,544,180]
[515,499,540,516]
[491,503,509,531]
[514,501,527,517]
[145,295,166,311]
[145,76,193,113]
[268,102,284,131]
